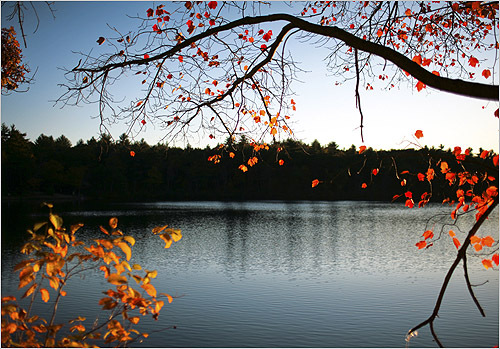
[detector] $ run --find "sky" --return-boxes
[1,1,499,153]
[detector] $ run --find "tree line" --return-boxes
[2,123,496,203]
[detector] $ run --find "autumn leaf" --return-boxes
[482,69,492,79]
[492,253,499,266]
[279,159,284,166]
[146,8,154,17]
[482,259,493,269]
[481,236,495,247]
[414,130,423,139]
[415,80,426,92]
[142,283,157,297]
[468,56,479,67]
[109,217,118,229]
[238,164,248,172]
[361,183,367,189]
[372,168,379,176]
[312,179,320,188]
[422,230,434,240]
[130,151,135,157]
[97,37,105,45]
[480,150,489,159]
[107,274,127,285]
[178,55,184,62]
[229,152,235,158]
[452,237,461,249]
[40,288,50,303]
[358,145,366,154]
[416,241,427,249]
[207,1,217,9]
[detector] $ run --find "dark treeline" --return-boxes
[2,123,496,202]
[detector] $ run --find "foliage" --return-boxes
[1,203,181,347]
[58,1,498,148]
[1,26,30,93]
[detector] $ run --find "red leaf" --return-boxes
[209,19,216,26]
[361,183,367,189]
[492,253,499,266]
[414,130,423,139]
[453,237,461,249]
[422,230,434,240]
[412,55,422,66]
[207,1,217,9]
[480,150,489,159]
[312,179,320,188]
[349,24,355,29]
[482,69,491,79]
[185,1,192,10]
[147,8,154,17]
[405,191,412,199]
[262,30,273,42]
[468,56,479,67]
[417,173,425,181]
[141,119,146,125]
[144,54,150,59]
[130,151,135,157]
[178,55,184,62]
[493,155,499,167]
[372,168,379,176]
[260,44,267,51]
[416,241,427,249]
[495,108,499,118]
[358,145,366,154]
[482,259,493,269]
[405,199,414,208]
[415,81,426,92]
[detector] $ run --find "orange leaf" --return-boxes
[492,253,499,266]
[279,159,284,166]
[480,150,489,159]
[470,235,481,244]
[412,54,422,66]
[416,241,427,249]
[422,230,434,240]
[449,230,456,238]
[40,288,50,303]
[473,243,483,252]
[239,164,248,172]
[414,130,423,139]
[142,283,157,297]
[361,183,367,189]
[482,259,493,269]
[415,81,426,92]
[130,151,136,157]
[493,155,499,167]
[481,236,495,247]
[453,237,461,249]
[229,152,235,158]
[312,179,320,188]
[440,161,449,173]
[358,145,366,154]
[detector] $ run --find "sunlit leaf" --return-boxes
[116,242,132,261]
[312,179,320,188]
[481,236,495,247]
[358,145,366,154]
[40,288,50,303]
[468,56,479,67]
[152,225,168,234]
[22,283,37,299]
[482,259,493,269]
[422,230,434,240]
[130,151,136,157]
[416,241,426,249]
[107,274,127,285]
[414,130,423,139]
[453,237,461,249]
[142,283,157,297]
[492,253,499,266]
[482,69,492,79]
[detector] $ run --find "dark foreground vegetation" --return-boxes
[2,123,496,202]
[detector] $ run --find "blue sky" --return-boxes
[1,1,499,152]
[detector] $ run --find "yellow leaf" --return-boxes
[109,217,118,229]
[40,288,50,303]
[49,214,63,230]
[132,264,142,270]
[107,273,128,285]
[116,241,132,261]
[123,236,136,246]
[141,283,157,297]
[129,317,140,324]
[22,283,37,299]
[152,225,168,234]
[160,233,173,249]
[166,228,182,242]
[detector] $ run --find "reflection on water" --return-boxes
[2,201,498,347]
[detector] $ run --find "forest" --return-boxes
[2,123,496,203]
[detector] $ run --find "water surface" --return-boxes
[1,201,498,347]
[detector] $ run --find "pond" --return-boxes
[1,201,498,347]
